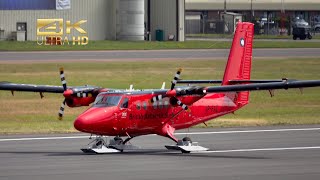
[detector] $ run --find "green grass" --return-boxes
[0,58,320,134]
[1,40,320,51]
[187,33,320,40]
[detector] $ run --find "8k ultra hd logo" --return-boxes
[36,19,89,45]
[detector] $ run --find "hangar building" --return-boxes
[0,0,319,41]
[0,0,185,41]
[185,0,320,35]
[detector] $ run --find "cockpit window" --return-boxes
[121,98,129,108]
[93,95,121,107]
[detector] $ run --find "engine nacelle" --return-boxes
[170,96,203,106]
[65,97,96,107]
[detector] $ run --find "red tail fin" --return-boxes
[222,22,254,105]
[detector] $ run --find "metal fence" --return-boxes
[186,17,320,36]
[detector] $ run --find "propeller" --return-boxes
[58,67,67,120]
[172,96,190,112]
[151,68,182,103]
[151,68,190,112]
[57,67,97,120]
[60,67,67,91]
[170,68,182,90]
[58,99,66,120]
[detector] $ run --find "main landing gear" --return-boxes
[165,136,209,153]
[81,134,209,154]
[81,135,139,154]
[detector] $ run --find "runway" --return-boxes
[0,48,320,61]
[1,125,320,180]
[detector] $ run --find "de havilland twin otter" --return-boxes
[1,22,320,153]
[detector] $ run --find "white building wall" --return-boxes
[116,0,145,41]
[178,0,185,41]
[0,0,116,41]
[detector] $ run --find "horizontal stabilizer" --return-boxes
[177,80,222,84]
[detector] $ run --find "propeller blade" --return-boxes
[59,67,67,91]
[174,97,190,112]
[171,68,182,90]
[58,99,66,120]
[150,68,182,103]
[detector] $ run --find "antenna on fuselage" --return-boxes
[129,84,134,92]
[161,82,166,89]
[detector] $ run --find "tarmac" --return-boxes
[0,48,319,180]
[0,125,320,180]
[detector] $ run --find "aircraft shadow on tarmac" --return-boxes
[0,150,270,160]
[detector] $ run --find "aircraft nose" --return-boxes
[74,116,88,132]
[73,107,117,134]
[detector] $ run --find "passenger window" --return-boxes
[143,101,147,110]
[153,102,157,109]
[164,101,169,108]
[136,102,141,110]
[158,101,163,109]
[121,98,129,108]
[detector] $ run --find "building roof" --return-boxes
[186,0,320,11]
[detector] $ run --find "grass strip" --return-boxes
[0,58,319,134]
[1,40,320,51]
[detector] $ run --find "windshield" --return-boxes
[93,95,122,107]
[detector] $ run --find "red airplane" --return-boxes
[1,22,320,153]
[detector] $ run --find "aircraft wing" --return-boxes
[204,80,320,93]
[0,68,109,119]
[0,81,105,119]
[174,80,320,96]
[0,81,106,99]
[0,81,64,93]
[176,79,297,84]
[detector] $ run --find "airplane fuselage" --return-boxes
[74,92,246,137]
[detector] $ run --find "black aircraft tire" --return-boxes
[114,136,123,143]
[182,137,192,143]
[181,150,191,154]
[95,140,102,147]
